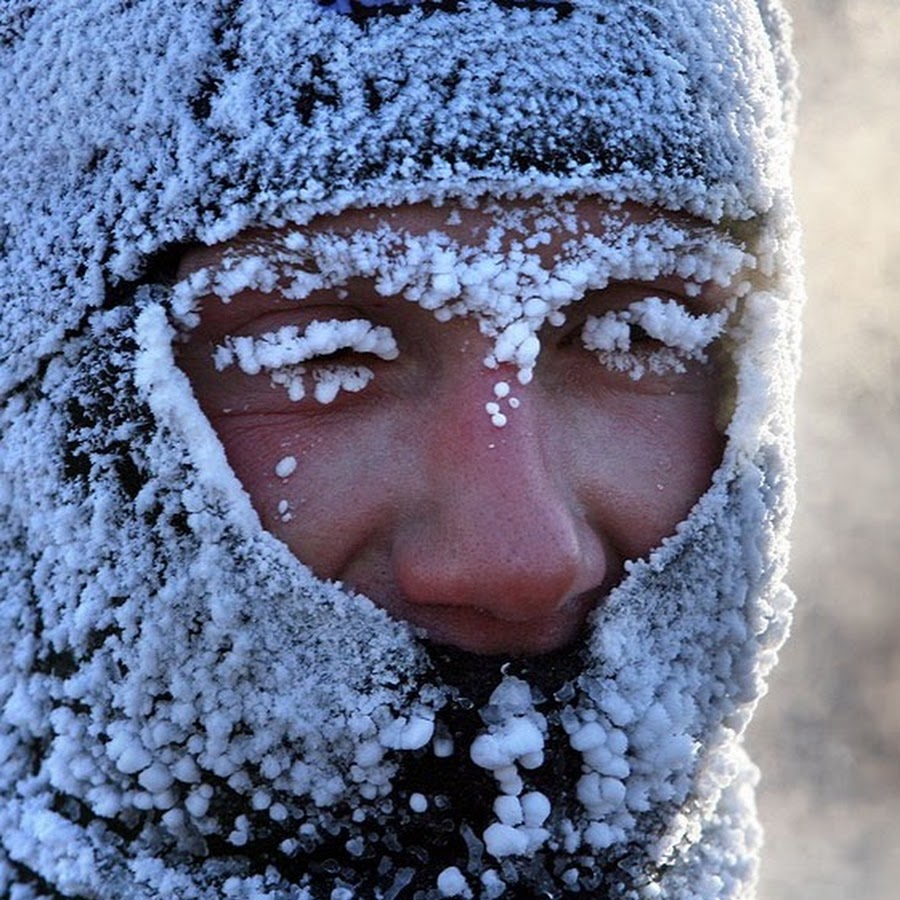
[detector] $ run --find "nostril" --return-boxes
[391,510,605,625]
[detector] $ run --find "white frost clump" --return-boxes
[469,716,544,776]
[484,790,552,857]
[274,456,297,479]
[436,865,471,898]
[469,678,552,859]
[212,318,398,404]
[582,297,730,380]
[483,380,517,428]
[377,712,435,751]
[557,678,703,854]
[310,365,374,405]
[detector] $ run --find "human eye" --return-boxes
[213,317,399,406]
[578,294,729,381]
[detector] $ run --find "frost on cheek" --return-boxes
[274,455,297,479]
[582,297,730,380]
[213,319,397,404]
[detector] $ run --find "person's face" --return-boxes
[176,198,738,656]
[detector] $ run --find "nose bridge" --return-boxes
[427,358,558,527]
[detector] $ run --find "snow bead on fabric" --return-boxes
[0,0,802,898]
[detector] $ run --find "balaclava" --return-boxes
[0,1,802,897]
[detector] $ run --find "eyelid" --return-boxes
[581,279,711,313]
[584,295,727,344]
[196,295,380,339]
[574,290,730,382]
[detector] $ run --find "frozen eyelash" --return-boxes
[309,365,375,404]
[582,297,729,380]
[213,319,398,403]
[265,363,377,404]
[213,319,399,373]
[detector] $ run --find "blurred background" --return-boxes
[746,1,900,898]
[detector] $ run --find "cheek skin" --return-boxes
[214,411,412,581]
[564,391,725,560]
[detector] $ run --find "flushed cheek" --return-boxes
[213,414,409,579]
[566,393,725,559]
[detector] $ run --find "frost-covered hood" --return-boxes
[0,1,802,898]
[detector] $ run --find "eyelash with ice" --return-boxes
[212,318,399,404]
[580,297,729,380]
